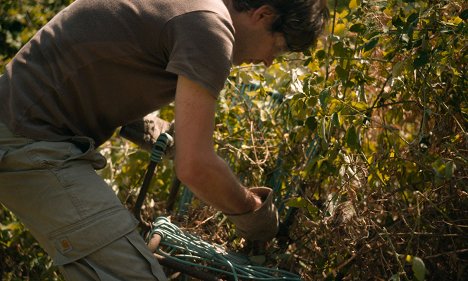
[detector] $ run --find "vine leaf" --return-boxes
[346,126,361,151]
[412,257,426,281]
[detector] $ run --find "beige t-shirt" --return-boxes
[0,0,234,146]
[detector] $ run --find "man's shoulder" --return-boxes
[145,0,231,23]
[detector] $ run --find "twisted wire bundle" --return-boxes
[148,217,301,281]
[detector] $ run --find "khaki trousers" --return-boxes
[0,122,167,281]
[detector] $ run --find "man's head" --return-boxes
[228,0,329,65]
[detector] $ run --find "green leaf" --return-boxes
[333,41,346,56]
[286,197,310,209]
[286,197,307,208]
[331,112,340,127]
[460,9,468,20]
[363,37,379,52]
[335,65,348,81]
[392,61,405,77]
[305,116,318,131]
[315,49,326,60]
[445,161,456,178]
[286,197,318,215]
[319,88,330,111]
[346,126,361,151]
[392,16,405,28]
[412,257,426,281]
[406,12,419,26]
[350,23,366,34]
[413,51,430,68]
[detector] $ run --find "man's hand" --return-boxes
[227,187,279,241]
[120,112,175,157]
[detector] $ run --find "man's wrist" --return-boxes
[249,190,262,212]
[224,188,261,216]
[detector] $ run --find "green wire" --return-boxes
[147,217,301,281]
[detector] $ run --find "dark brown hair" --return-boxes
[232,0,329,51]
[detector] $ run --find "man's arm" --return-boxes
[174,75,261,215]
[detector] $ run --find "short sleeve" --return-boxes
[164,11,234,98]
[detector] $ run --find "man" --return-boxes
[0,0,328,279]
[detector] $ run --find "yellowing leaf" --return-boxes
[1,222,22,231]
[331,23,346,36]
[383,7,392,17]
[339,10,349,19]
[392,61,405,77]
[349,0,359,9]
[245,90,257,97]
[451,16,462,25]
[351,101,368,111]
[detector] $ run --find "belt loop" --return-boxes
[69,136,106,170]
[70,136,95,153]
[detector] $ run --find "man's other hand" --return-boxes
[227,187,279,241]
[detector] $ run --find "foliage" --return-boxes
[1,0,467,280]
[217,0,467,279]
[0,0,73,68]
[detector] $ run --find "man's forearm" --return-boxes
[173,75,262,215]
[175,153,261,215]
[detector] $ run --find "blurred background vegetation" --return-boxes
[1,0,467,280]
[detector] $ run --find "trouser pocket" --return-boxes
[0,134,132,266]
[59,230,167,281]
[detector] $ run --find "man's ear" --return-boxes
[250,5,278,27]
